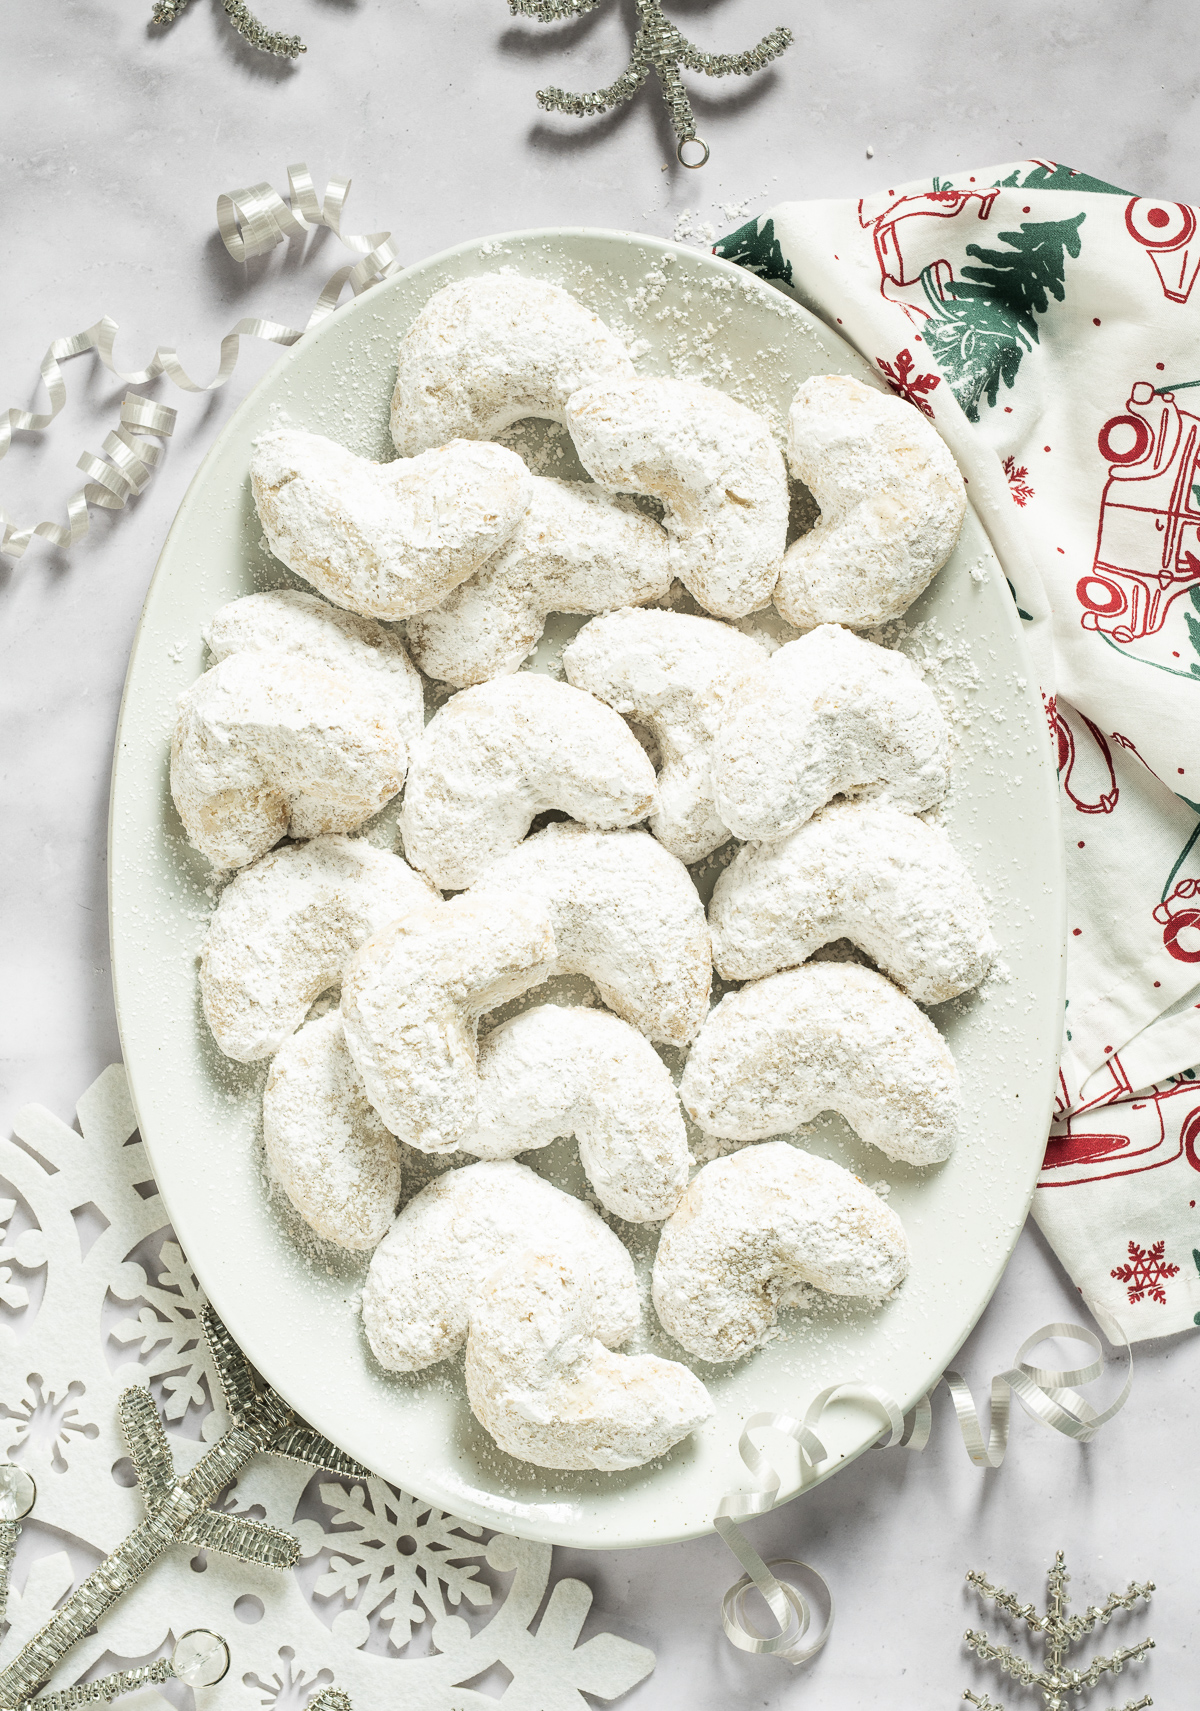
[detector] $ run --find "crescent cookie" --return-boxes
[340,891,557,1153]
[709,798,996,1003]
[200,834,437,1062]
[466,1251,713,1471]
[204,588,424,768]
[470,822,712,1046]
[250,429,531,620]
[777,374,966,628]
[405,477,671,688]
[565,376,789,619]
[263,1010,401,1252]
[399,673,657,891]
[391,273,636,455]
[678,961,962,1167]
[465,1003,691,1222]
[562,607,770,863]
[651,1142,911,1362]
[171,643,412,872]
[362,1159,638,1372]
[711,623,950,842]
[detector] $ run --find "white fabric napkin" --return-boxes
[715,161,1200,1340]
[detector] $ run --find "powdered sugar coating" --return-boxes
[651,1142,911,1362]
[362,1159,638,1373]
[711,623,950,842]
[390,274,636,456]
[263,1010,401,1251]
[562,608,769,862]
[341,891,557,1153]
[470,822,712,1045]
[465,1004,690,1222]
[565,377,788,619]
[710,799,996,1003]
[204,589,424,769]
[399,674,657,891]
[405,477,670,687]
[778,375,966,628]
[679,962,962,1167]
[251,429,531,620]
[466,1252,713,1471]
[171,648,410,870]
[200,834,437,1062]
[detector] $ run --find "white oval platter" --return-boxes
[109,228,1065,1550]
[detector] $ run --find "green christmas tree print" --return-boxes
[713,216,793,286]
[992,161,1129,196]
[920,214,1085,421]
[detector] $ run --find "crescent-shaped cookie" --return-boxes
[362,1159,638,1372]
[709,798,995,1003]
[399,673,656,891]
[679,961,962,1167]
[711,623,950,842]
[651,1142,910,1362]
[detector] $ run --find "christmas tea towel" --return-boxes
[716,162,1200,1341]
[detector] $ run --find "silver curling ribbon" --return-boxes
[1,164,400,562]
[714,1314,1132,1664]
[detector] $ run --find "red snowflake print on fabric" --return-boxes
[1110,1238,1180,1304]
[1003,453,1034,506]
[876,349,941,417]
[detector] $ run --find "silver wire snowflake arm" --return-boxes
[151,0,306,60]
[200,1304,369,1478]
[0,1309,367,1708]
[962,1551,1155,1711]
[507,0,792,163]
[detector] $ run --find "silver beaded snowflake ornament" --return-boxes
[152,0,306,60]
[507,0,793,166]
[0,1305,365,1709]
[963,1551,1155,1711]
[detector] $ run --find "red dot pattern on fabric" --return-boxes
[1148,206,1171,228]
[1105,1046,1113,1054]
[1078,841,1085,848]
[1044,445,1052,452]
[1155,980,1162,988]
[1093,317,1101,326]
[1073,927,1082,936]
[1157,362,1166,371]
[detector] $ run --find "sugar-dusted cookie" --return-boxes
[652,1142,910,1362]
[399,674,656,891]
[200,835,436,1061]
[470,822,711,1046]
[362,1159,638,1372]
[251,429,531,620]
[405,477,670,687]
[778,374,965,628]
[711,623,950,842]
[263,1010,401,1251]
[710,798,995,1003]
[679,961,962,1167]
[465,1004,690,1222]
[565,377,788,619]
[467,1252,712,1470]
[204,588,423,766]
[341,891,556,1153]
[563,607,769,862]
[391,273,636,454]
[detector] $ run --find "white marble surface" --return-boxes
[3,1,1197,1704]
